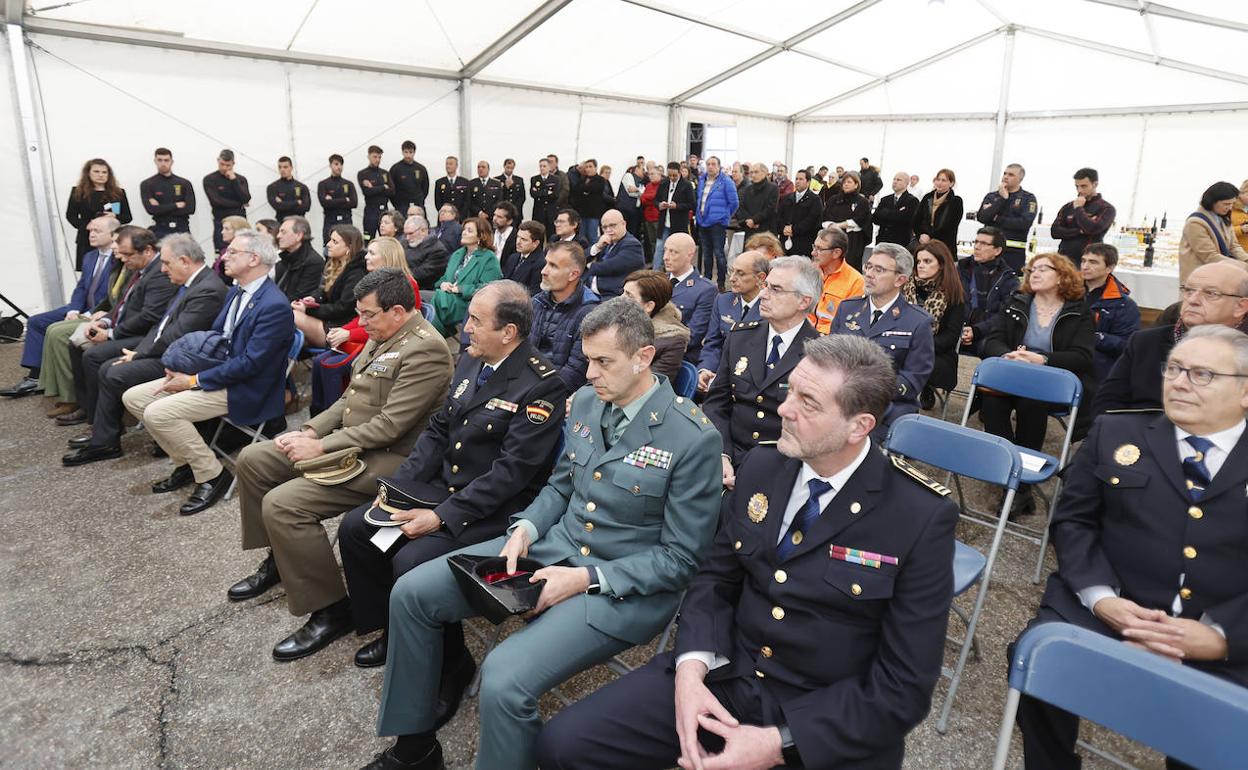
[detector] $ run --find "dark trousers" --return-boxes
[322,214,352,248]
[362,201,386,239]
[309,351,352,418]
[88,356,166,448]
[980,393,1050,451]
[20,306,70,369]
[212,217,226,254]
[1002,246,1026,272]
[153,219,190,236]
[537,652,794,770]
[72,337,135,421]
[698,223,728,289]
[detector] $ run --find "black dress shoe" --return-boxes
[354,633,387,668]
[361,743,444,770]
[151,443,168,458]
[227,552,281,601]
[55,408,87,426]
[0,377,42,398]
[152,464,194,494]
[62,445,122,466]
[179,469,233,515]
[67,435,91,449]
[433,652,477,730]
[272,599,352,661]
[919,386,937,411]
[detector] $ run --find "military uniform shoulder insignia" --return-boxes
[732,321,760,332]
[527,355,556,378]
[890,454,951,496]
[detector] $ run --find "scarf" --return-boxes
[929,190,950,227]
[903,276,949,333]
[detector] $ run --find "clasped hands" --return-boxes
[673,660,784,770]
[1094,596,1228,663]
[274,427,325,463]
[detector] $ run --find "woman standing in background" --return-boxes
[64,159,132,270]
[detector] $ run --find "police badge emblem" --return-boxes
[453,379,469,399]
[734,357,749,376]
[1113,444,1140,466]
[747,493,768,523]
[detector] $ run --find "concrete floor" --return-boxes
[0,341,1165,769]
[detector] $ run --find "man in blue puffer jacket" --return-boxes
[529,240,601,390]
[695,157,740,290]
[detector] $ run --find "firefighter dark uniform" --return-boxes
[435,175,470,220]
[140,173,196,235]
[390,159,430,214]
[203,171,250,252]
[703,319,819,466]
[266,177,311,221]
[318,175,359,246]
[467,175,504,220]
[530,173,560,237]
[358,165,395,238]
[976,187,1038,271]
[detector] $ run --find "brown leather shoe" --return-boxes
[46,402,79,418]
[55,408,87,426]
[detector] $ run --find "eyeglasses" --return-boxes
[761,281,802,296]
[1178,285,1246,302]
[973,240,996,248]
[1023,264,1056,275]
[1162,362,1248,387]
[811,245,836,253]
[862,263,898,275]
[357,306,391,322]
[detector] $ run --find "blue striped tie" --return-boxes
[777,479,831,561]
[1182,436,1214,501]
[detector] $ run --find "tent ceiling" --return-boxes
[17,0,1248,120]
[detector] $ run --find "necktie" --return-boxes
[110,271,143,323]
[602,405,626,449]
[670,275,679,287]
[766,334,782,368]
[777,479,832,561]
[740,301,751,321]
[870,309,883,326]
[86,254,110,301]
[476,364,494,389]
[155,285,188,340]
[1182,436,1214,500]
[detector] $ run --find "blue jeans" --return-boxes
[579,218,600,245]
[698,223,727,287]
[652,227,672,270]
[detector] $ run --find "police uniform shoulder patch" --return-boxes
[889,455,951,496]
[527,355,556,378]
[525,400,554,424]
[732,321,760,332]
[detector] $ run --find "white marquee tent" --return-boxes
[3,0,1246,314]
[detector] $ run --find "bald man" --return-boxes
[586,209,645,298]
[664,232,716,364]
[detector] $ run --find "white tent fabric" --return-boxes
[4,0,1247,313]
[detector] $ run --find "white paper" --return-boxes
[370,525,404,552]
[1020,452,1047,473]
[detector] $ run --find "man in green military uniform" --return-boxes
[360,298,723,770]
[227,268,453,661]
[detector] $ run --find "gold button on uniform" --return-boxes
[584,522,594,532]
[349,388,356,395]
[448,486,455,493]
[580,545,590,556]
[451,465,459,473]
[1184,546,1197,559]
[756,411,765,419]
[1109,477,1120,485]
[1179,587,1193,600]
[791,531,803,546]
[733,540,742,550]
[593,471,602,481]
[755,396,764,404]
[755,669,765,678]
[586,502,596,512]
[355,374,361,380]
[569,452,576,460]
[851,583,863,596]
[760,646,773,658]
[454,442,462,450]
[771,606,785,620]
[774,569,787,583]
[751,431,760,439]
[1188,506,1203,520]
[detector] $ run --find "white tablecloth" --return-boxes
[1113,264,1179,311]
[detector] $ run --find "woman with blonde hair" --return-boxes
[744,231,784,260]
[212,215,251,279]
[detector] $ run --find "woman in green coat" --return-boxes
[431,213,501,335]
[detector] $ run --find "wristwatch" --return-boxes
[585,566,602,595]
[777,723,802,767]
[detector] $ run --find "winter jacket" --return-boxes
[1085,273,1141,382]
[956,256,1018,356]
[529,281,601,390]
[694,173,740,228]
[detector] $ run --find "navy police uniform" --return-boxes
[357,164,395,238]
[435,174,471,221]
[670,270,717,364]
[496,173,527,211]
[830,295,934,432]
[140,172,196,235]
[266,177,311,220]
[537,444,959,770]
[317,174,358,245]
[467,175,504,220]
[976,187,1038,271]
[389,159,430,214]
[703,319,819,466]
[338,341,567,635]
[203,170,250,253]
[530,173,560,236]
[697,292,762,376]
[1013,413,1248,769]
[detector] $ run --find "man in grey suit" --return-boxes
[362,298,724,770]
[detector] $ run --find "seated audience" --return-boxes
[213,215,250,280]
[292,225,367,347]
[255,218,278,239]
[586,209,645,299]
[121,229,294,516]
[538,335,959,770]
[958,226,1019,357]
[1094,261,1248,416]
[500,220,545,296]
[808,226,864,335]
[430,214,501,336]
[378,209,404,239]
[529,241,600,390]
[662,232,716,364]
[552,208,590,253]
[830,242,935,435]
[905,240,967,410]
[621,270,690,382]
[980,253,1095,516]
[274,215,325,301]
[1233,179,1248,253]
[226,267,452,661]
[337,280,567,667]
[1080,243,1140,382]
[1011,325,1248,770]
[705,256,820,488]
[492,201,519,266]
[432,205,463,256]
[1179,181,1248,282]
[402,215,449,302]
[913,168,963,257]
[697,250,768,392]
[63,234,227,466]
[362,298,722,770]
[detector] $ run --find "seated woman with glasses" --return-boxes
[980,253,1096,516]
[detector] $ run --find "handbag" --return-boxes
[161,330,229,374]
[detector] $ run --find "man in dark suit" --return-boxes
[501,220,546,295]
[389,140,430,214]
[537,334,959,770]
[872,171,919,246]
[63,234,227,466]
[273,216,325,301]
[266,156,312,221]
[830,243,934,435]
[1012,325,1248,769]
[60,226,177,426]
[586,209,644,298]
[662,232,716,364]
[492,201,520,267]
[337,280,568,667]
[496,158,526,212]
[466,160,503,220]
[140,147,196,236]
[203,149,250,254]
[705,256,820,489]
[530,158,560,237]
[779,169,823,257]
[1093,262,1248,418]
[2,214,119,398]
[434,156,470,222]
[697,250,768,392]
[652,162,695,268]
[318,154,358,246]
[552,208,590,253]
[122,228,295,516]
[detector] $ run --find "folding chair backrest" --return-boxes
[885,414,1022,489]
[1009,623,1248,770]
[421,304,437,323]
[286,329,305,374]
[970,357,1082,415]
[675,361,698,399]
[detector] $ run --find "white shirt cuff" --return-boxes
[1078,584,1118,613]
[1199,613,1227,640]
[676,651,730,673]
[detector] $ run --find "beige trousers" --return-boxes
[122,379,228,482]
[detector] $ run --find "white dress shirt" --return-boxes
[765,321,804,363]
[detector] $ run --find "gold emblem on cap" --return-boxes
[1113,444,1140,466]
[734,357,749,376]
[747,493,768,523]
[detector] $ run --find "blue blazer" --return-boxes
[697,292,761,373]
[197,278,295,425]
[585,233,644,298]
[70,249,118,311]
[670,271,717,362]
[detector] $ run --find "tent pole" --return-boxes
[667,106,682,163]
[784,119,794,175]
[6,22,63,308]
[989,28,1016,192]
[1127,115,1149,226]
[459,78,472,169]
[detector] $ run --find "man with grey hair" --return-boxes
[976,162,1037,271]
[273,214,324,301]
[809,225,864,335]
[1011,324,1248,768]
[829,241,934,433]
[63,232,228,467]
[537,333,959,770]
[363,296,723,770]
[705,255,820,489]
[122,228,295,515]
[402,214,450,294]
[697,250,770,391]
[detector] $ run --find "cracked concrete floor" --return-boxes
[0,342,1165,769]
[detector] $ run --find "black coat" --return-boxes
[909,287,966,391]
[1090,324,1176,418]
[913,191,964,256]
[389,159,430,212]
[404,235,451,290]
[957,256,1019,354]
[778,190,823,256]
[822,192,871,269]
[872,191,919,247]
[274,241,326,302]
[655,178,695,233]
[569,169,609,219]
[736,180,778,235]
[134,268,228,359]
[112,258,178,340]
[65,187,133,267]
[502,246,545,295]
[308,252,368,326]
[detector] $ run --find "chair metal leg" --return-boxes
[948,604,980,662]
[991,688,1021,770]
[1032,479,1062,584]
[467,623,505,698]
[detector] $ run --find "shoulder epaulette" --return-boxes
[731,320,761,332]
[527,355,557,378]
[890,454,951,497]
[672,396,717,431]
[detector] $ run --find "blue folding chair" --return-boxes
[956,357,1082,583]
[421,303,436,323]
[674,360,698,399]
[207,328,304,500]
[884,414,1022,734]
[993,623,1248,770]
